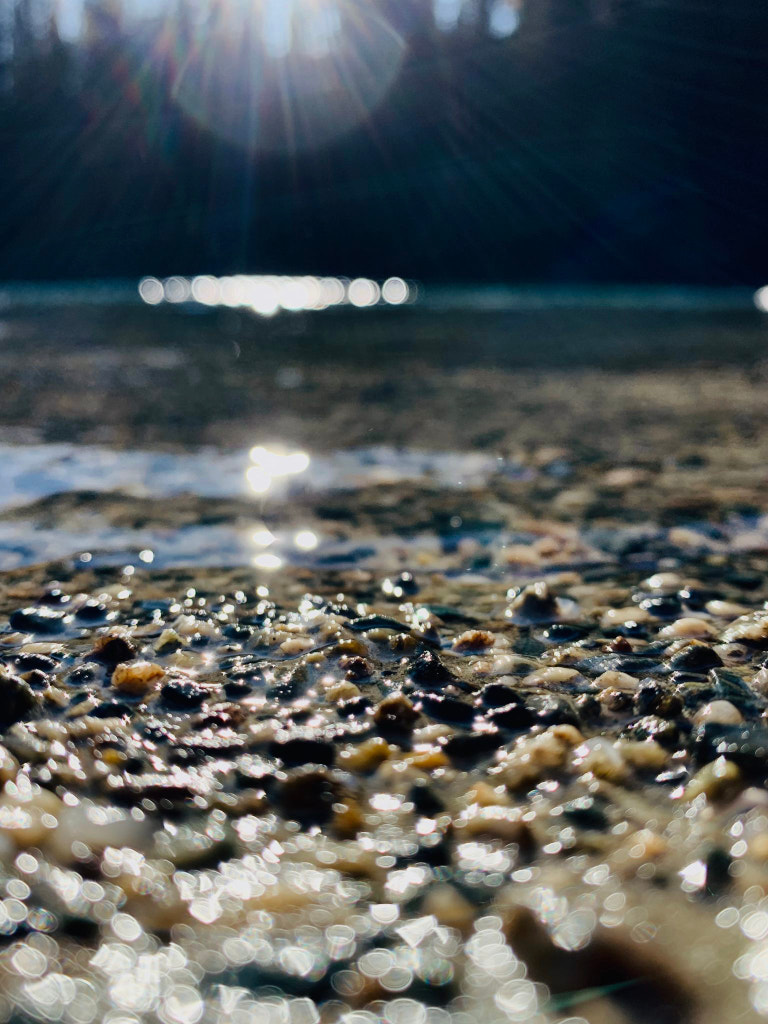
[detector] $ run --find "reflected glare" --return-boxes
[294,529,318,551]
[754,286,768,312]
[246,446,311,497]
[253,552,283,570]
[138,277,163,305]
[348,278,380,308]
[382,277,409,305]
[138,273,414,317]
[253,528,276,547]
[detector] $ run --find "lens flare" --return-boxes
[172,1,406,153]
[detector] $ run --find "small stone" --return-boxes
[668,642,722,673]
[478,682,525,708]
[507,582,559,624]
[410,649,455,687]
[88,633,137,666]
[269,732,336,768]
[9,607,66,635]
[112,660,165,697]
[160,677,209,709]
[440,729,502,760]
[374,693,420,734]
[486,701,533,732]
[563,796,608,830]
[0,670,40,727]
[694,700,743,726]
[276,767,344,825]
[452,629,495,652]
[415,692,475,727]
[684,757,741,801]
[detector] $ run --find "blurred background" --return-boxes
[2,0,767,285]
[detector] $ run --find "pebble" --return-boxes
[9,606,66,635]
[694,700,743,726]
[112,660,165,696]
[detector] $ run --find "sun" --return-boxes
[170,0,406,153]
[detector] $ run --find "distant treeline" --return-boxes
[1,0,767,284]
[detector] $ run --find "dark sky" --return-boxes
[2,0,767,284]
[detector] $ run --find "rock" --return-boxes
[112,660,165,696]
[374,693,420,734]
[409,650,455,687]
[638,595,682,619]
[276,767,345,826]
[440,728,502,761]
[414,692,475,728]
[160,677,209,709]
[88,633,137,666]
[563,795,609,830]
[507,582,559,624]
[576,653,663,677]
[269,732,336,768]
[9,607,66,635]
[486,702,534,732]
[668,642,722,673]
[75,600,111,623]
[478,682,525,708]
[0,670,40,727]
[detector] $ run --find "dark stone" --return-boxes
[9,606,66,635]
[337,696,373,718]
[110,771,210,808]
[577,653,663,677]
[478,682,524,708]
[387,572,419,597]
[634,681,664,716]
[15,653,56,672]
[24,669,50,690]
[75,600,111,623]
[638,595,682,619]
[0,672,40,727]
[576,693,602,723]
[507,582,559,624]
[348,615,409,632]
[528,695,579,728]
[409,779,445,815]
[624,715,681,748]
[343,656,373,680]
[223,679,252,698]
[709,668,762,708]
[668,643,722,673]
[563,796,608,830]
[613,622,649,639]
[415,692,476,728]
[678,587,723,611]
[68,666,96,684]
[541,623,590,643]
[222,623,255,641]
[374,693,420,734]
[160,678,209,709]
[486,701,534,732]
[91,700,133,719]
[266,677,305,702]
[692,722,768,774]
[88,635,136,666]
[409,650,454,687]
[270,733,336,768]
[704,846,732,894]
[441,729,502,760]
[39,588,70,606]
[276,768,344,826]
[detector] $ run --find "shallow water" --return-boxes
[1,291,768,1024]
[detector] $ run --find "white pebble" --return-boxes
[694,700,743,726]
